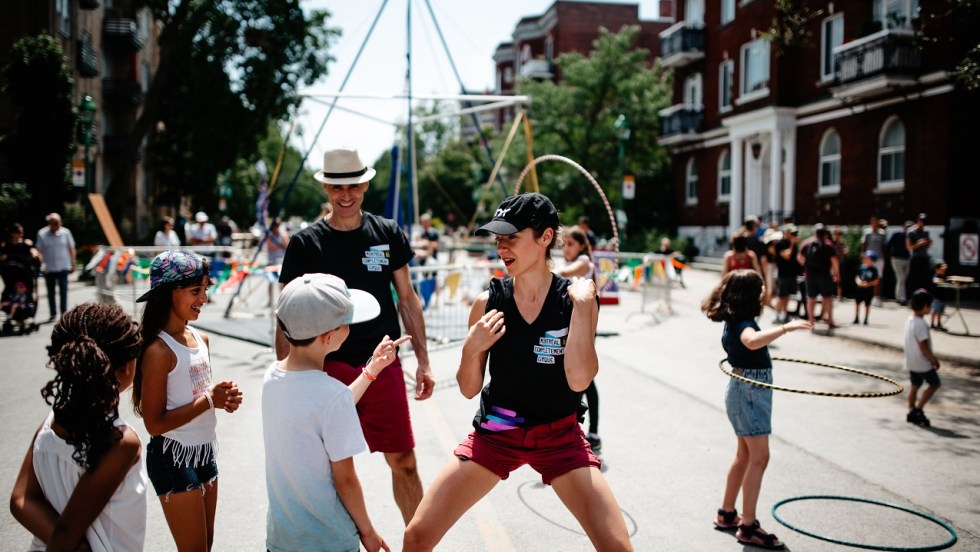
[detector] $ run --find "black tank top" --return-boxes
[473,275,586,432]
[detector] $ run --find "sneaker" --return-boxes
[873,298,883,307]
[907,409,921,423]
[863,319,869,325]
[853,317,860,324]
[586,433,602,453]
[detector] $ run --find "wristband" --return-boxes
[362,366,377,381]
[780,325,787,335]
[204,390,215,410]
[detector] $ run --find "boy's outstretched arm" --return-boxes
[333,457,390,552]
[348,335,412,404]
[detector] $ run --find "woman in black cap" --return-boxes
[403,193,632,551]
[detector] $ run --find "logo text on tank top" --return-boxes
[362,244,390,272]
[535,327,568,364]
[188,359,212,396]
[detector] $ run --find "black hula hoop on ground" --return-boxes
[772,495,957,551]
[718,357,904,398]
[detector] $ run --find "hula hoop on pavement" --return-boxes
[772,495,957,551]
[718,357,904,398]
[514,154,619,262]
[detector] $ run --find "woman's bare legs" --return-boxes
[551,466,633,552]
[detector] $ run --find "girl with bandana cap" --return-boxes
[132,250,243,550]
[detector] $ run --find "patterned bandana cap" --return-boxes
[136,250,206,302]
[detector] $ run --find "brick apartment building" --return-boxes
[2,0,159,238]
[490,1,672,131]
[656,0,980,265]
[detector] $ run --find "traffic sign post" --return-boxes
[960,233,978,266]
[622,175,635,200]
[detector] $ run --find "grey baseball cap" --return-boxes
[276,273,380,340]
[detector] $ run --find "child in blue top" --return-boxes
[702,269,810,550]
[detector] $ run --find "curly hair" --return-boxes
[133,268,211,416]
[701,269,765,323]
[43,303,141,470]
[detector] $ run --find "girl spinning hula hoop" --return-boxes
[701,269,812,550]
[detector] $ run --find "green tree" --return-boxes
[116,1,339,231]
[517,25,672,248]
[0,35,76,235]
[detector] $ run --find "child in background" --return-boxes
[1,280,30,318]
[853,251,881,325]
[905,289,941,427]
[11,303,146,551]
[132,250,243,550]
[702,269,810,550]
[264,273,410,552]
[554,225,601,452]
[930,260,948,330]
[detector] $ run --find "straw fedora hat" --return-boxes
[313,146,377,185]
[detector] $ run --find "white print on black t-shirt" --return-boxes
[536,327,568,364]
[362,244,391,272]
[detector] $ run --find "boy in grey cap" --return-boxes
[263,273,409,552]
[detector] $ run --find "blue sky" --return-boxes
[296,0,662,167]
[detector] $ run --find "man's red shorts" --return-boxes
[323,357,415,453]
[454,414,600,485]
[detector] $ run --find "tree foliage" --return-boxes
[517,26,672,248]
[118,0,339,225]
[0,35,77,234]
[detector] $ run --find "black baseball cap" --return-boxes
[476,193,559,236]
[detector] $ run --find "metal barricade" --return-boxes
[408,261,503,353]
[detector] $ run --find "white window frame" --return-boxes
[719,60,734,112]
[878,116,906,191]
[718,149,731,202]
[721,0,736,24]
[818,128,842,195]
[685,158,699,205]
[737,39,770,104]
[686,0,705,23]
[875,0,918,28]
[683,73,703,108]
[820,14,844,83]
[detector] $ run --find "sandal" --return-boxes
[736,520,785,550]
[713,508,740,531]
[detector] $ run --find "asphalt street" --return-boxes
[1,268,978,551]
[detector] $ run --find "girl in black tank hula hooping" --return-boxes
[403,193,633,552]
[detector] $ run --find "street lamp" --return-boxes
[613,114,631,238]
[78,94,97,194]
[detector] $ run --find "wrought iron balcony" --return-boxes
[103,18,144,51]
[659,22,705,69]
[657,104,703,146]
[76,39,99,77]
[832,29,921,100]
[102,79,143,106]
[103,135,143,160]
[520,59,553,80]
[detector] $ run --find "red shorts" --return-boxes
[323,357,415,453]
[454,414,601,485]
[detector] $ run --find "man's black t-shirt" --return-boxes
[474,275,588,431]
[802,239,836,273]
[278,213,414,365]
[774,239,800,279]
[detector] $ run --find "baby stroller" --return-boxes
[1,260,39,335]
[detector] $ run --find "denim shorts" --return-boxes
[146,436,218,497]
[725,369,773,437]
[931,300,945,314]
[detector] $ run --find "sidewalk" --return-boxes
[821,296,980,368]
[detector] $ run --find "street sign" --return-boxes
[72,160,85,187]
[622,175,635,200]
[960,233,978,266]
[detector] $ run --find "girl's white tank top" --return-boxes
[157,326,218,467]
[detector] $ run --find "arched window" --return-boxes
[718,149,731,201]
[685,158,699,205]
[819,128,841,193]
[878,117,905,190]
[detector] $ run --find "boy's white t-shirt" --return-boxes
[262,362,367,552]
[904,315,933,373]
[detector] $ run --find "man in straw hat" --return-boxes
[276,146,433,524]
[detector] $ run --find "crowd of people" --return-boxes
[3,145,957,551]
